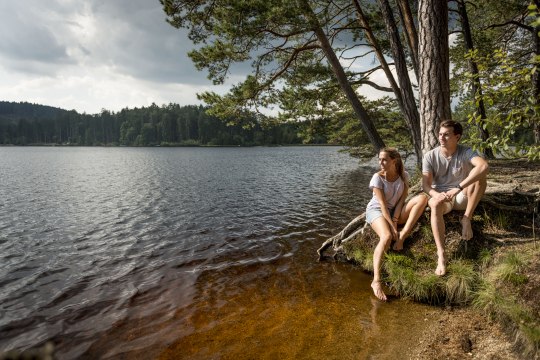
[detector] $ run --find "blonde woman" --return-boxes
[366,148,427,301]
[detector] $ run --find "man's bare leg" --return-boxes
[461,177,487,240]
[429,197,451,276]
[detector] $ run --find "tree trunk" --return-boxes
[533,0,540,144]
[457,0,494,159]
[418,0,451,152]
[352,0,402,104]
[378,0,422,165]
[300,0,386,152]
[395,0,419,81]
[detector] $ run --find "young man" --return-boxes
[422,120,489,276]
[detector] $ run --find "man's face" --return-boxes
[438,126,460,148]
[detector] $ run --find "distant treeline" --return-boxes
[0,101,320,146]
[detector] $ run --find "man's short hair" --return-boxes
[439,120,463,136]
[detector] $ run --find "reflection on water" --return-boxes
[0,146,435,359]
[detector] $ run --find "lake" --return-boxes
[0,146,436,359]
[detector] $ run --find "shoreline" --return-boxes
[339,158,540,359]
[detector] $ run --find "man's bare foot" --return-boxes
[435,256,446,276]
[461,215,473,240]
[371,281,387,301]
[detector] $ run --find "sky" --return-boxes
[0,0,241,114]
[0,0,394,116]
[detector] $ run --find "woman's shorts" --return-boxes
[366,208,393,225]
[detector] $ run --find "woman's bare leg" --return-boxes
[370,217,393,301]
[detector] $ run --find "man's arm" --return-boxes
[423,171,451,204]
[459,156,489,189]
[422,171,436,196]
[445,156,489,199]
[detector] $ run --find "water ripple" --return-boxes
[0,146,370,359]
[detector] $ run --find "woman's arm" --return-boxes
[373,187,398,240]
[393,185,408,224]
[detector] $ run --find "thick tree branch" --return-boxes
[488,20,534,33]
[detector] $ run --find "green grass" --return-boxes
[483,208,511,230]
[492,251,529,285]
[473,248,539,358]
[445,259,477,305]
[341,207,539,358]
[477,248,493,271]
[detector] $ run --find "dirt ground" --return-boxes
[409,307,520,360]
[410,158,540,360]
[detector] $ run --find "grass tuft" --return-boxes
[445,259,477,305]
[477,248,493,271]
[492,251,529,285]
[472,280,501,314]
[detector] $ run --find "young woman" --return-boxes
[366,147,428,301]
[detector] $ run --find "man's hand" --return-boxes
[444,187,461,201]
[433,191,449,203]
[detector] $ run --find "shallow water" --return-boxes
[0,146,435,359]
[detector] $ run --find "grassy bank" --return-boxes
[340,159,539,358]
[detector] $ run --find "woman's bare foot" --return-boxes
[393,230,410,250]
[371,281,387,301]
[461,215,473,240]
[435,255,447,276]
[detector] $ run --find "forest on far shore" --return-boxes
[0,101,327,147]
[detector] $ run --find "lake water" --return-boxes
[0,146,436,359]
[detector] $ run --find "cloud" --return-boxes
[0,0,230,113]
[0,3,74,75]
[0,0,391,115]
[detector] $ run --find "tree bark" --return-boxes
[299,0,386,152]
[457,0,494,159]
[395,0,419,81]
[378,0,422,165]
[352,0,402,104]
[418,0,451,152]
[533,0,540,144]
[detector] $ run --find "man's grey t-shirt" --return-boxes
[422,145,479,192]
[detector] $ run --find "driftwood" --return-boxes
[317,212,368,261]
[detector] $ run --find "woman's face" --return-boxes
[378,152,396,172]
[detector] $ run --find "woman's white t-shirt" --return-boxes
[365,171,409,212]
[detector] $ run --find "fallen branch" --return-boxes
[317,213,367,260]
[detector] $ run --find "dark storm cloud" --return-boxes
[83,0,209,84]
[0,0,234,85]
[0,2,75,75]
[87,0,253,85]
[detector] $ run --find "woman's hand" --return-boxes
[391,218,399,240]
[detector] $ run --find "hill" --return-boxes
[0,101,306,146]
[0,101,72,123]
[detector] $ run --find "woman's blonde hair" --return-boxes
[379,147,406,182]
